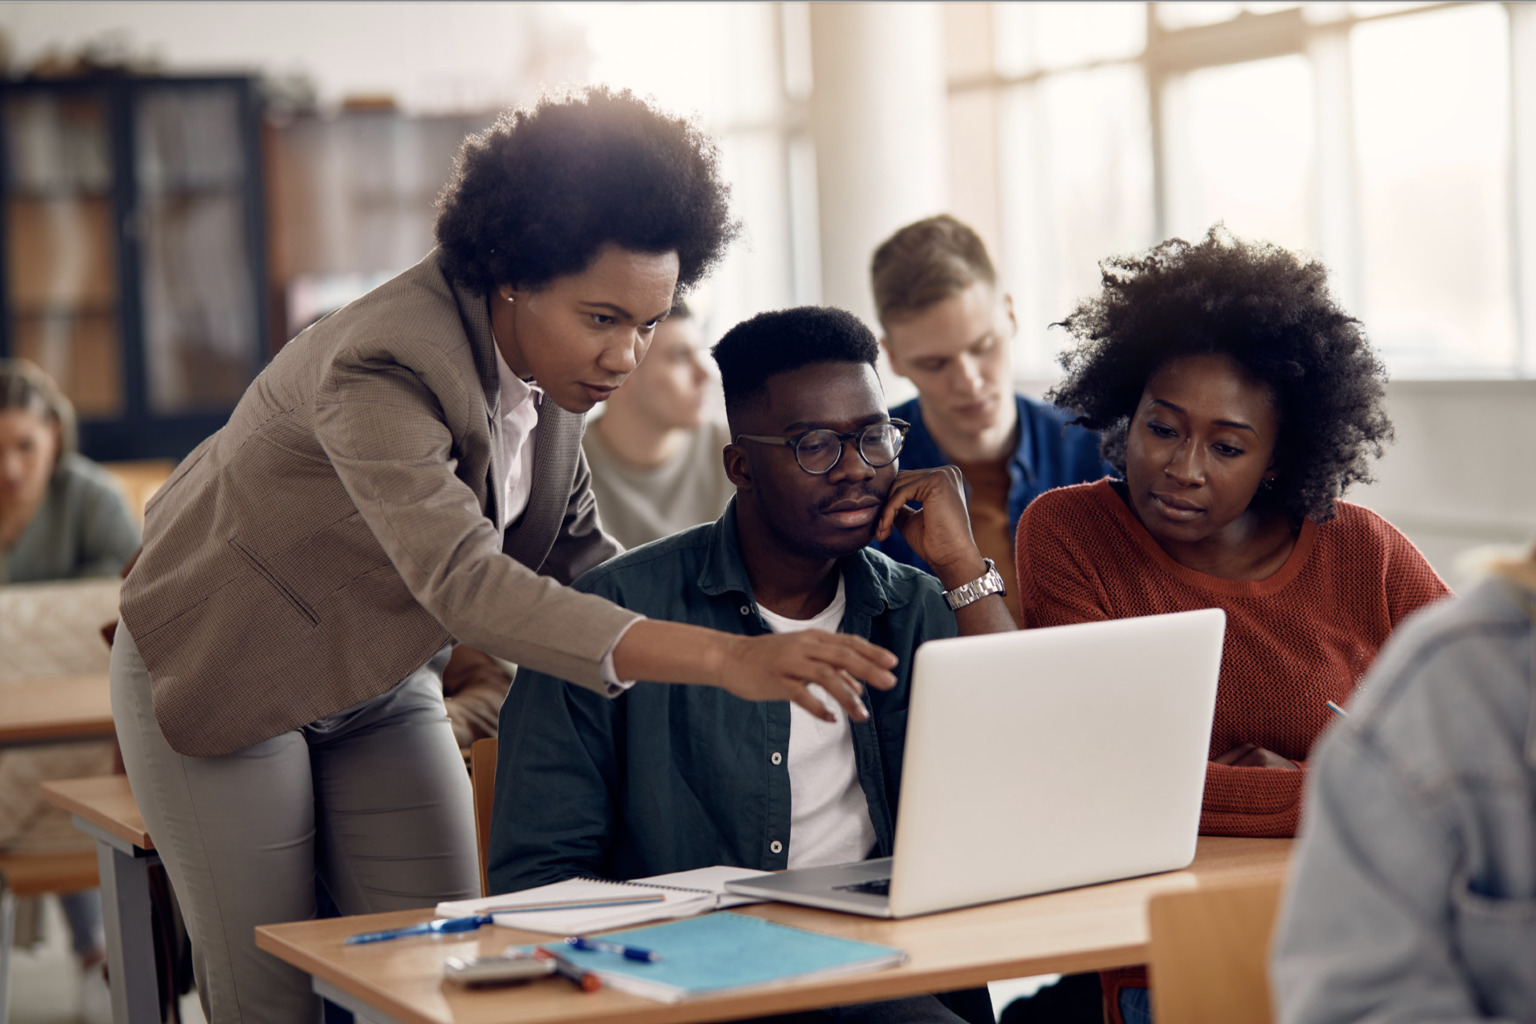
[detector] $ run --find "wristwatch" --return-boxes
[942,558,1007,611]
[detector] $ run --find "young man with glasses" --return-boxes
[491,306,1010,1024]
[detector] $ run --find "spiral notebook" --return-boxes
[515,911,908,1003]
[433,866,768,935]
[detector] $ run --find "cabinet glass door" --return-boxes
[2,89,123,418]
[134,83,258,414]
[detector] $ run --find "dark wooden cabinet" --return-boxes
[0,75,267,460]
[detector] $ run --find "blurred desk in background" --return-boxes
[0,674,114,749]
[0,579,120,747]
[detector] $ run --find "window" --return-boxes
[560,1,814,337]
[949,1,1533,379]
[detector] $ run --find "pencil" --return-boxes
[479,892,667,914]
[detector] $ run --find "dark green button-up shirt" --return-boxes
[488,499,958,894]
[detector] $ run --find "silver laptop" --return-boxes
[724,608,1225,918]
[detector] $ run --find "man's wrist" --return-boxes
[942,557,1007,611]
[932,552,989,592]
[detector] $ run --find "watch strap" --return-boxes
[942,557,1007,611]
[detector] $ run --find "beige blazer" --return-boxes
[120,252,636,757]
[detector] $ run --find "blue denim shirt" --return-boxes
[875,393,1110,574]
[488,499,959,895]
[1272,576,1535,1024]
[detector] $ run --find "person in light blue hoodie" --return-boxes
[1272,541,1535,1024]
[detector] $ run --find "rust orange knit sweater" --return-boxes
[1015,478,1450,1014]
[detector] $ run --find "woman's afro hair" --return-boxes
[434,86,738,295]
[1050,226,1392,523]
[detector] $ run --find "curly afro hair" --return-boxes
[434,86,738,296]
[1050,226,1392,523]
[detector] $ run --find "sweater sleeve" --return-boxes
[1199,759,1309,837]
[1382,522,1452,625]
[1015,491,1115,628]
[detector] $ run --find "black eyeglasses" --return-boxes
[735,419,909,475]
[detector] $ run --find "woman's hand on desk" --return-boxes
[612,620,897,723]
[1213,743,1299,769]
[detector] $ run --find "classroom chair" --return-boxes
[0,850,100,1024]
[1146,878,1284,1024]
[469,737,497,898]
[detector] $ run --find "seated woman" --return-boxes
[1,358,140,1020]
[1013,228,1451,1024]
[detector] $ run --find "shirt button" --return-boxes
[770,751,783,765]
[740,605,752,616]
[770,840,783,854]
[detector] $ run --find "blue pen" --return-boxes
[565,935,662,962]
[345,914,495,945]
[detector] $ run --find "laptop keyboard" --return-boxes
[833,877,891,897]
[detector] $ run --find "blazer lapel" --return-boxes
[448,266,506,530]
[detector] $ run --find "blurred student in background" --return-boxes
[870,214,1108,626]
[1272,540,1535,1024]
[582,299,733,550]
[1,359,138,583]
[0,358,139,1021]
[1014,228,1449,1024]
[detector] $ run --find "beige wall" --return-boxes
[1350,380,1536,590]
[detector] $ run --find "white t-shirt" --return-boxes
[755,576,878,870]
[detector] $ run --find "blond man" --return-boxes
[871,215,1108,625]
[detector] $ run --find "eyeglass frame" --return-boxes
[733,418,910,475]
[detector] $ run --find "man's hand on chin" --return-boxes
[876,467,1015,635]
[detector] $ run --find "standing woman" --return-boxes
[112,88,897,1024]
[1013,228,1451,1024]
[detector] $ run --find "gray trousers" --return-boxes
[111,623,480,1024]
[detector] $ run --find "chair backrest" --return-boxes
[1147,878,1284,1024]
[469,737,498,898]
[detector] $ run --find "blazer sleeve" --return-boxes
[312,348,639,695]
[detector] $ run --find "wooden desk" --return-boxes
[0,673,115,748]
[257,836,1291,1024]
[40,776,160,1024]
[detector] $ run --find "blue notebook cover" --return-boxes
[523,911,907,1003]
